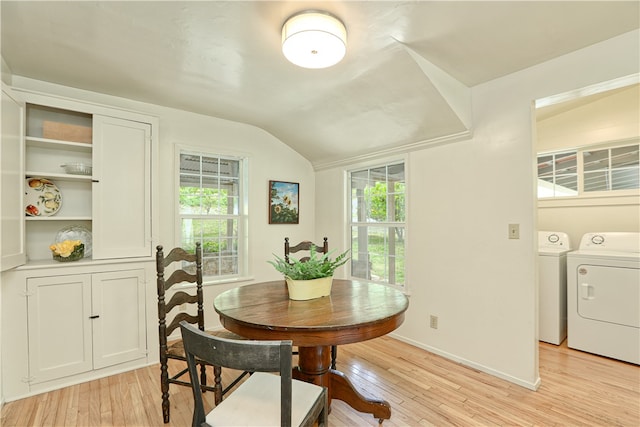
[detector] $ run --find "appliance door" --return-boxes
[577,264,640,328]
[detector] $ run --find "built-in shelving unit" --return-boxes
[2,89,156,402]
[24,104,94,262]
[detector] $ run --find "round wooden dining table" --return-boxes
[213,279,409,424]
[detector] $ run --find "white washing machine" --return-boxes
[538,231,572,345]
[567,232,640,364]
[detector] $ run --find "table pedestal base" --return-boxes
[294,346,391,423]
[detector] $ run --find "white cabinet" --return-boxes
[1,85,26,271]
[25,269,147,385]
[92,116,151,259]
[20,96,154,264]
[91,270,147,369]
[27,274,93,383]
[1,89,157,401]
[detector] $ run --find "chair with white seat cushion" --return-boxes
[180,321,328,427]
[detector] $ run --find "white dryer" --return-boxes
[567,232,640,364]
[538,231,572,345]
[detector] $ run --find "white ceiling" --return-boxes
[2,1,639,166]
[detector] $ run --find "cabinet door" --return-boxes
[92,269,147,369]
[1,85,26,270]
[27,274,93,384]
[92,116,151,259]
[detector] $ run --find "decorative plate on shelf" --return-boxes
[25,178,62,217]
[55,225,92,258]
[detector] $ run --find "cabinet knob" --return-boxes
[90,315,100,319]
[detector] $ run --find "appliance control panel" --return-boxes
[578,232,640,252]
[538,231,571,250]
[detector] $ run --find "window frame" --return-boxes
[582,144,640,193]
[347,158,407,290]
[175,146,249,285]
[537,138,639,203]
[537,150,578,198]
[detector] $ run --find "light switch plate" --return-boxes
[509,223,520,239]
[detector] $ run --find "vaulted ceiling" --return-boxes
[2,1,638,167]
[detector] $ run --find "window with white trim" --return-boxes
[537,151,578,198]
[349,162,406,287]
[178,151,246,279]
[583,145,639,192]
[537,141,639,198]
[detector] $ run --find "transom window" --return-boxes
[538,141,639,198]
[583,145,639,192]
[349,162,406,287]
[538,151,578,197]
[178,150,246,279]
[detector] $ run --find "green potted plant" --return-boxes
[268,245,350,300]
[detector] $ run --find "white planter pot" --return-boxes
[285,276,333,300]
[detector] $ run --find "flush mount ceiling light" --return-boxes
[281,11,347,69]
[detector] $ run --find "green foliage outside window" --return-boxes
[178,152,243,278]
[350,162,406,286]
[180,187,228,215]
[366,181,405,222]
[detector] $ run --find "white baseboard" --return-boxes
[177,327,543,391]
[388,332,541,391]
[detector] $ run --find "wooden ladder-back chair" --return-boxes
[180,321,328,427]
[284,237,329,263]
[284,237,338,369]
[156,243,248,423]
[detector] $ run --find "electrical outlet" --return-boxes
[430,315,438,329]
[509,223,520,239]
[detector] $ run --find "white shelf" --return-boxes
[22,257,94,268]
[21,101,152,263]
[25,171,92,182]
[26,216,92,221]
[26,136,92,152]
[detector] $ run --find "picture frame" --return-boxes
[269,180,299,224]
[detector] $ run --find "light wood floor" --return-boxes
[1,336,638,426]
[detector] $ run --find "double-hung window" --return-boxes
[349,162,406,287]
[178,150,247,279]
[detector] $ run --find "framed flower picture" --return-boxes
[269,180,299,224]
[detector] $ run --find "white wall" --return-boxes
[1,57,12,85]
[537,84,640,247]
[316,29,640,389]
[153,107,318,329]
[537,84,639,152]
[538,202,640,249]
